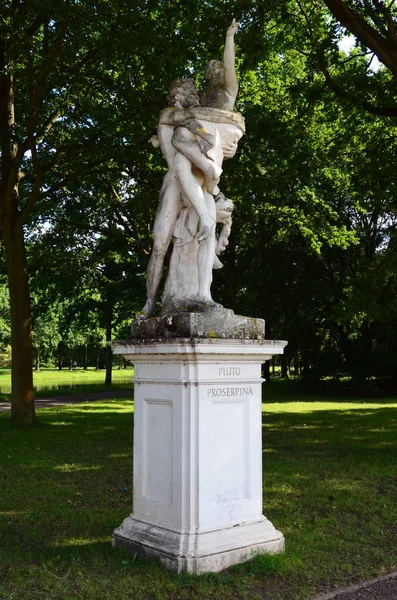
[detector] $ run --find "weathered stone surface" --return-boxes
[130,308,265,340]
[113,516,284,574]
[138,20,243,321]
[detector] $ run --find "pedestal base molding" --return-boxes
[113,515,284,573]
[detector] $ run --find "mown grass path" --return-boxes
[0,382,396,600]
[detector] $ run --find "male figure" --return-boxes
[139,79,220,319]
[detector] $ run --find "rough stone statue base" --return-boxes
[112,335,287,573]
[113,515,284,574]
[131,308,265,340]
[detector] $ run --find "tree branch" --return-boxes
[18,168,45,225]
[321,63,397,115]
[382,2,397,43]
[35,108,62,143]
[323,0,397,77]
[296,0,314,37]
[30,10,69,115]
[108,184,138,238]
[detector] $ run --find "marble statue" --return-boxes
[138,19,244,318]
[114,22,288,575]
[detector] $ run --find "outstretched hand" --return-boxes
[226,18,239,37]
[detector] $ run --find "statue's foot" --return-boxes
[136,298,155,320]
[195,295,223,308]
[197,214,216,243]
[213,255,223,269]
[216,234,230,254]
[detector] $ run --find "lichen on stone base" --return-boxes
[130,307,265,340]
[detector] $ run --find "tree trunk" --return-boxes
[262,360,270,381]
[57,341,63,370]
[35,347,40,371]
[361,320,374,381]
[0,64,35,426]
[0,211,36,426]
[123,357,127,369]
[323,0,397,78]
[69,350,73,371]
[281,355,290,379]
[96,348,100,370]
[83,343,88,370]
[294,353,300,377]
[105,312,112,385]
[302,354,310,378]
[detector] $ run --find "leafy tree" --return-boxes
[0,0,121,424]
[31,310,61,371]
[3,0,396,415]
[0,283,11,350]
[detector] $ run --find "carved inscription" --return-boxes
[207,386,253,398]
[218,366,241,376]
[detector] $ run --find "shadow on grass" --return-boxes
[261,404,397,582]
[263,379,397,404]
[1,398,397,600]
[0,401,134,556]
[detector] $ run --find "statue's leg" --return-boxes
[196,192,221,306]
[138,173,181,319]
[174,152,215,242]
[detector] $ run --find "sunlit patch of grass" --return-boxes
[1,389,396,600]
[54,464,102,473]
[108,453,130,459]
[0,510,27,517]
[0,367,135,399]
[51,536,111,548]
[262,400,397,413]
[56,400,134,414]
[0,366,134,385]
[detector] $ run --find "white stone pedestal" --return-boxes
[112,338,287,573]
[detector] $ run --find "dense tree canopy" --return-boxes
[1,0,397,424]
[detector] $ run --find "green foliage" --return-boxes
[0,345,11,368]
[31,312,61,352]
[0,285,11,350]
[1,0,397,385]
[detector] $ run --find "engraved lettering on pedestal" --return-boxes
[142,399,173,505]
[208,393,250,505]
[218,366,241,377]
[207,386,253,398]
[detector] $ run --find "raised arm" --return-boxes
[223,19,239,104]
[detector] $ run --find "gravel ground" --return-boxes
[312,572,397,600]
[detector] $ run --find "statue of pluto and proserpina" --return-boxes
[138,19,245,319]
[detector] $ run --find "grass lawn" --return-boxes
[0,382,396,600]
[0,367,134,399]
